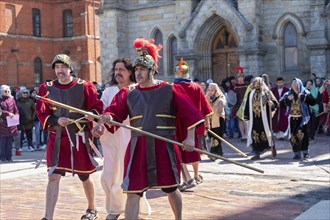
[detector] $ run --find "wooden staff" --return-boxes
[316,111,328,118]
[36,95,264,174]
[208,129,248,158]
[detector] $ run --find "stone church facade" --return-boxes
[99,0,330,85]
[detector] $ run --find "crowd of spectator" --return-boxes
[1,74,329,162]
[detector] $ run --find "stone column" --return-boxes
[306,2,329,78]
[99,5,128,83]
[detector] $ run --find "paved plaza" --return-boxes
[0,134,329,220]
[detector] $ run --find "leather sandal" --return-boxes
[81,209,99,220]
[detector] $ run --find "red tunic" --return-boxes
[104,81,204,193]
[173,80,213,163]
[322,89,330,128]
[36,78,103,175]
[271,86,289,133]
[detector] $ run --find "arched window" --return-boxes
[34,58,42,84]
[168,36,177,75]
[154,29,163,75]
[63,9,73,37]
[32,8,41,37]
[284,22,298,71]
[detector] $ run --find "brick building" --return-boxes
[99,0,330,84]
[0,0,101,88]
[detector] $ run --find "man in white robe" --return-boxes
[99,58,151,220]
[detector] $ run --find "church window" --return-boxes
[32,8,41,37]
[169,36,177,75]
[34,58,42,84]
[63,9,73,37]
[284,22,298,70]
[154,29,164,75]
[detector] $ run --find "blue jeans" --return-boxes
[33,121,41,146]
[229,116,241,138]
[0,136,13,161]
[42,129,48,145]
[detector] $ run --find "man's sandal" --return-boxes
[81,209,99,220]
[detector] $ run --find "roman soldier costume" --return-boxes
[103,38,204,193]
[173,58,213,163]
[36,54,103,175]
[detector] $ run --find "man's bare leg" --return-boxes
[192,162,199,179]
[82,177,96,210]
[125,193,140,219]
[181,163,193,183]
[238,120,247,139]
[44,173,61,220]
[168,189,182,220]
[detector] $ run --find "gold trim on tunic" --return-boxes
[130,115,143,121]
[49,167,96,174]
[156,126,176,129]
[155,114,176,118]
[43,115,51,129]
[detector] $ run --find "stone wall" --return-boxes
[99,0,330,85]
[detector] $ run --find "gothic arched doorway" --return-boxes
[212,27,239,84]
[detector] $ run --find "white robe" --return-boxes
[100,86,151,216]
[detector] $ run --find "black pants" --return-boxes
[308,112,319,139]
[20,129,33,147]
[209,117,225,156]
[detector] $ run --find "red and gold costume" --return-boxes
[104,81,204,193]
[36,78,103,175]
[173,79,212,163]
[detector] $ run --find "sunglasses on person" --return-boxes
[22,92,28,94]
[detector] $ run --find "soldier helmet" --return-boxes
[51,54,72,69]
[133,38,162,73]
[175,58,189,78]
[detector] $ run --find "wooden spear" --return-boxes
[36,95,264,174]
[208,129,248,158]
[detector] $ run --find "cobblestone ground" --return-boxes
[1,134,329,220]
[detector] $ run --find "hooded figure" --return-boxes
[280,78,316,159]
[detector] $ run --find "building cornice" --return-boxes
[100,0,174,12]
[0,33,100,41]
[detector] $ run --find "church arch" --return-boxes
[190,14,240,84]
[167,34,178,76]
[151,27,164,75]
[272,13,306,39]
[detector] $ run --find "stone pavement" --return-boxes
[0,133,329,220]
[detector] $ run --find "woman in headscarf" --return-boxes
[280,78,316,159]
[206,83,227,160]
[244,77,278,160]
[0,85,19,162]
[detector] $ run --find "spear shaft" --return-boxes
[36,95,264,173]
